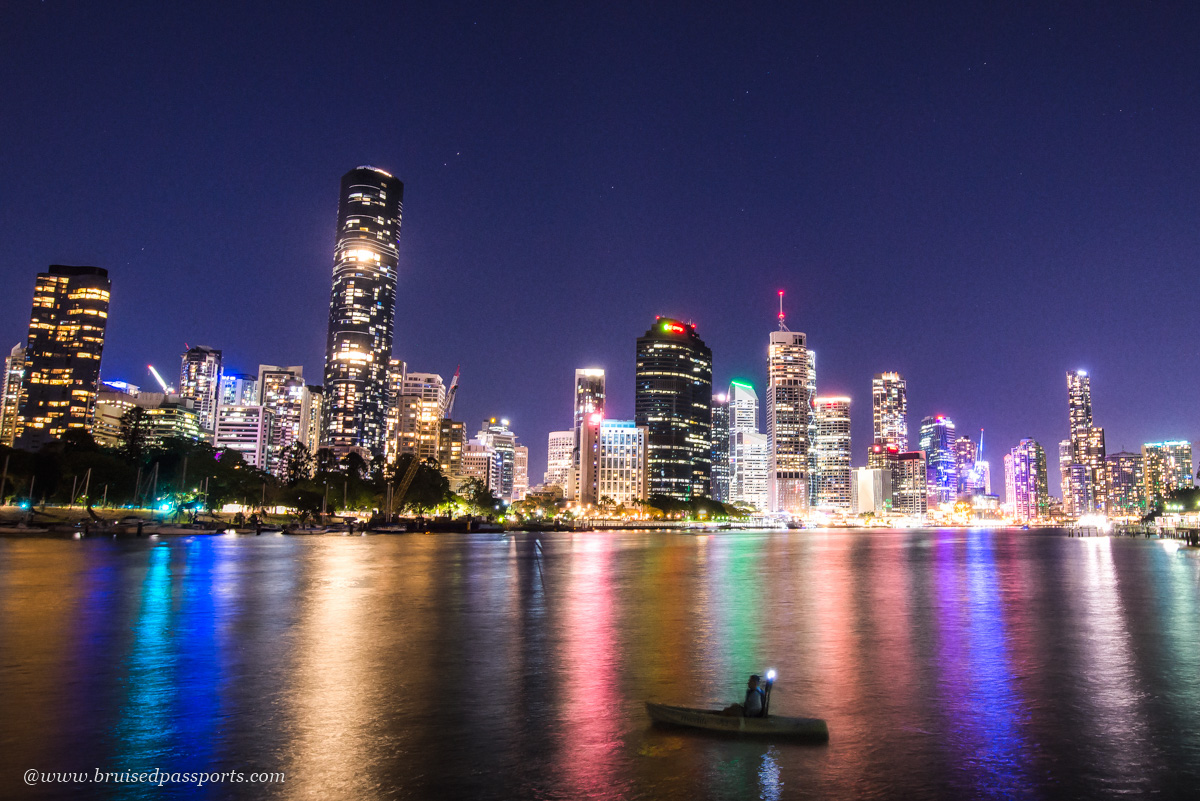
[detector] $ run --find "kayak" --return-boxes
[645,702,829,740]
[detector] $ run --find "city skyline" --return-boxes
[2,4,1199,490]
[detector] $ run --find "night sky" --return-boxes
[3,2,1199,491]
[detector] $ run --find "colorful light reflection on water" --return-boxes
[2,529,1200,799]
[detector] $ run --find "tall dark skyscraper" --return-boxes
[322,166,404,459]
[710,392,730,502]
[15,265,111,450]
[635,317,712,500]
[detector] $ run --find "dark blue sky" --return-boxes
[3,1,1199,490]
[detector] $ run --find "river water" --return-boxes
[2,529,1198,800]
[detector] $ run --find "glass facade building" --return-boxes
[871,372,908,451]
[766,330,809,513]
[322,166,404,459]
[812,396,852,510]
[15,265,111,450]
[179,345,222,435]
[635,318,712,500]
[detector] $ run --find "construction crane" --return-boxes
[443,365,460,419]
[147,365,174,394]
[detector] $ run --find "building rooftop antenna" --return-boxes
[777,290,790,331]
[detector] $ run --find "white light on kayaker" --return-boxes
[767,669,776,681]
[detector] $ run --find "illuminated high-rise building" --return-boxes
[0,345,25,447]
[15,265,110,450]
[473,418,519,501]
[766,296,809,513]
[394,371,446,465]
[545,430,575,489]
[1066,370,1106,512]
[954,436,977,497]
[893,451,928,518]
[918,415,957,506]
[1005,438,1049,522]
[577,416,650,507]
[179,345,222,436]
[729,381,759,434]
[812,396,852,510]
[1141,441,1194,504]
[635,318,712,500]
[258,365,318,477]
[218,372,258,408]
[710,393,731,502]
[322,166,404,460]
[214,405,272,469]
[573,369,606,430]
[729,430,770,511]
[513,446,529,501]
[1104,451,1145,518]
[437,419,466,479]
[871,372,908,451]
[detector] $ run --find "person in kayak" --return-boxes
[722,674,768,717]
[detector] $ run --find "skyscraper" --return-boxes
[710,393,731,502]
[1141,441,1194,504]
[871,372,908,451]
[918,415,957,506]
[729,431,770,511]
[545,430,575,489]
[1066,370,1105,513]
[893,451,928,518]
[766,297,809,513]
[1005,438,1049,522]
[473,418,519,501]
[322,166,404,460]
[728,381,759,434]
[573,369,606,430]
[218,372,258,408]
[179,345,222,435]
[635,318,712,500]
[0,345,25,447]
[258,365,318,477]
[1104,452,1145,518]
[812,396,852,510]
[15,265,111,450]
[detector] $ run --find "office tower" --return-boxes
[461,443,500,494]
[851,467,893,514]
[710,393,731,502]
[305,385,324,454]
[1066,370,1106,513]
[1085,426,1107,512]
[812,397,852,510]
[1104,452,1145,518]
[437,419,466,478]
[0,345,25,446]
[15,266,111,450]
[729,430,770,511]
[806,351,818,508]
[893,451,928,517]
[577,416,650,506]
[383,359,407,464]
[474,418,518,501]
[573,369,606,429]
[867,441,899,470]
[258,365,316,477]
[729,381,759,434]
[1057,440,1075,512]
[871,372,908,450]
[218,373,258,408]
[1005,438,1049,522]
[394,372,446,464]
[214,406,273,469]
[93,382,202,450]
[1141,441,1194,504]
[322,166,404,459]
[766,305,809,513]
[918,416,957,507]
[545,430,574,489]
[179,346,222,435]
[513,446,529,501]
[635,318,712,500]
[954,436,977,497]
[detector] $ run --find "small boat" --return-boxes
[371,524,408,534]
[645,702,828,740]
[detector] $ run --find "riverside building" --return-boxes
[1141,441,1194,504]
[0,345,25,447]
[635,318,712,500]
[545,430,574,490]
[322,166,404,460]
[258,365,318,478]
[871,372,908,451]
[710,393,731,502]
[766,297,809,513]
[15,265,111,450]
[812,396,852,510]
[179,346,222,436]
[918,415,958,507]
[1005,438,1049,522]
[214,405,272,469]
[1104,451,1145,518]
